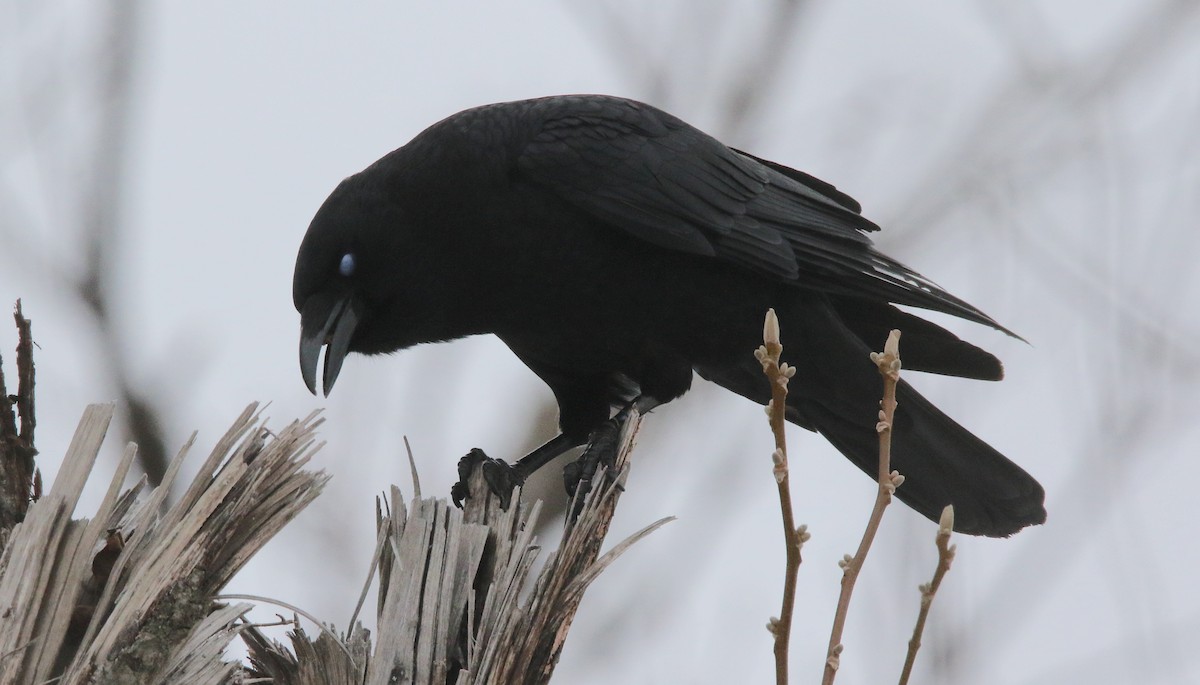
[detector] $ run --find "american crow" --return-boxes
[294,95,1045,537]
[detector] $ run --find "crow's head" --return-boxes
[293,174,409,396]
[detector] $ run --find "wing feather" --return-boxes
[515,96,1011,333]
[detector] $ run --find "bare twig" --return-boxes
[218,594,356,665]
[718,0,811,142]
[821,329,905,685]
[0,301,38,549]
[12,302,35,448]
[898,505,957,685]
[754,308,809,685]
[566,1,813,143]
[84,9,174,484]
[889,0,1199,250]
[2,3,170,488]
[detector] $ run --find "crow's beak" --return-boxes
[299,289,362,396]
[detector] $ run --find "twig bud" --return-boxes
[767,617,781,635]
[826,643,843,671]
[763,308,780,346]
[938,505,955,535]
[885,329,901,355]
[871,330,903,380]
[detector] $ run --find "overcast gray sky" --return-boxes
[2,1,1198,683]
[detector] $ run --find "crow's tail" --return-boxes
[697,295,1045,537]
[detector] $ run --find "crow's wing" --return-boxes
[516,96,1011,334]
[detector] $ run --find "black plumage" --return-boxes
[293,94,1045,537]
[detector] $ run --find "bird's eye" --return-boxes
[339,253,356,277]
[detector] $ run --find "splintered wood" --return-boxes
[0,398,665,684]
[0,402,328,684]
[245,407,671,685]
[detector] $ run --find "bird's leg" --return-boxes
[451,432,582,509]
[562,396,659,507]
[452,396,659,510]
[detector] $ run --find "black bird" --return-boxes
[294,94,1045,537]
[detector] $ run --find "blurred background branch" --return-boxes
[1,1,168,487]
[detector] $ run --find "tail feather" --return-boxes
[828,295,1004,381]
[697,296,1045,537]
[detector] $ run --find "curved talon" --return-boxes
[452,448,523,509]
[563,415,627,513]
[452,403,641,514]
[481,458,521,510]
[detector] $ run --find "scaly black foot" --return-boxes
[452,433,584,509]
[562,403,644,515]
[563,420,622,500]
[451,402,650,511]
[451,448,524,509]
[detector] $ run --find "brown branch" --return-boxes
[888,0,1199,249]
[821,329,905,685]
[755,308,809,685]
[567,2,814,143]
[898,505,957,685]
[0,301,38,549]
[718,0,811,141]
[6,3,169,488]
[13,302,35,447]
[77,4,171,489]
